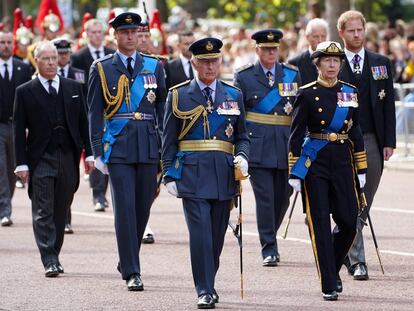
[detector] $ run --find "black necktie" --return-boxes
[48,80,57,97]
[4,63,9,81]
[188,61,194,79]
[95,50,101,60]
[127,57,133,76]
[60,68,65,78]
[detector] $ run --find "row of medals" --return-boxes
[144,75,157,104]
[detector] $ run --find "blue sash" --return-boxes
[102,56,158,163]
[165,83,239,179]
[290,84,354,179]
[251,66,297,114]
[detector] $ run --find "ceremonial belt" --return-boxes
[178,140,234,155]
[246,111,292,126]
[308,132,349,141]
[110,112,154,121]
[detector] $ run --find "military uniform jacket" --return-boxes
[234,61,301,169]
[339,50,396,154]
[162,79,250,200]
[288,80,367,179]
[88,52,167,163]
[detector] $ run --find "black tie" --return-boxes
[127,57,133,76]
[4,63,9,81]
[60,68,65,78]
[48,80,57,97]
[189,61,194,79]
[95,50,101,60]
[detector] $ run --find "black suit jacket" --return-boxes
[339,50,396,155]
[0,58,31,122]
[13,77,92,193]
[164,57,191,89]
[288,50,317,85]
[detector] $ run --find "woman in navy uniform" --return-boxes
[288,41,367,300]
[162,37,249,309]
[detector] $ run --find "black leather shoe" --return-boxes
[353,263,369,280]
[45,264,59,277]
[57,263,64,274]
[322,291,338,301]
[197,294,215,309]
[142,233,155,244]
[64,224,74,234]
[262,255,278,267]
[336,274,342,293]
[126,274,144,291]
[212,291,219,303]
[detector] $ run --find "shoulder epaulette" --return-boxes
[220,80,241,92]
[92,53,113,65]
[235,63,253,73]
[299,81,317,89]
[169,80,191,91]
[338,80,357,89]
[282,63,299,71]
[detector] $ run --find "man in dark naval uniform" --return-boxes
[234,29,301,267]
[88,12,167,291]
[162,37,249,309]
[338,10,396,281]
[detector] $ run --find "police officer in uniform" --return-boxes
[88,12,166,291]
[234,29,300,266]
[288,41,367,300]
[162,37,249,309]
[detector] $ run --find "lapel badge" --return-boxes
[225,123,234,138]
[146,89,156,104]
[284,102,293,115]
[378,89,386,100]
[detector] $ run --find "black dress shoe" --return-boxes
[262,255,278,267]
[336,274,342,293]
[126,274,144,291]
[212,292,219,303]
[142,233,155,244]
[45,264,59,277]
[57,263,64,274]
[322,291,338,301]
[353,263,369,280]
[197,294,215,309]
[64,224,74,234]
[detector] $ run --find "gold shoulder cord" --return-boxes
[97,62,131,119]
[172,89,210,140]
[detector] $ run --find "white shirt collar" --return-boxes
[196,78,217,100]
[38,74,60,94]
[88,44,104,59]
[345,48,365,66]
[117,51,137,69]
[58,64,69,76]
[179,54,193,78]
[0,57,13,78]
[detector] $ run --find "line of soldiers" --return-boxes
[1,7,396,309]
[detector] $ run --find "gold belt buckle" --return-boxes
[327,133,338,141]
[134,112,142,120]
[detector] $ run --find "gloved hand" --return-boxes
[166,181,178,197]
[358,173,366,188]
[233,155,249,176]
[288,178,301,192]
[94,157,109,175]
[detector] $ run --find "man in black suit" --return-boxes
[288,18,328,85]
[164,32,196,89]
[338,10,396,281]
[13,42,94,277]
[71,18,115,212]
[0,31,31,226]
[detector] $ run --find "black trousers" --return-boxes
[303,143,358,293]
[31,149,78,267]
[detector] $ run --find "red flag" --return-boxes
[35,0,64,34]
[149,9,167,55]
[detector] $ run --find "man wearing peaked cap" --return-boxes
[234,28,301,268]
[88,11,167,291]
[162,37,249,309]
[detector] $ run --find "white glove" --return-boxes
[358,174,366,189]
[288,178,301,192]
[94,157,109,175]
[165,181,178,197]
[233,155,249,176]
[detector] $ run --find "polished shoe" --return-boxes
[1,216,13,226]
[64,224,74,234]
[15,179,24,189]
[57,263,64,274]
[197,294,215,309]
[45,264,59,277]
[94,202,105,212]
[322,291,338,301]
[126,274,144,291]
[353,263,369,280]
[212,291,219,303]
[142,233,155,244]
[336,274,343,293]
[262,255,278,267]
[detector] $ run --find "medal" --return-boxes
[206,99,213,113]
[146,90,156,104]
[284,102,293,115]
[268,76,274,87]
[225,123,234,138]
[378,89,386,100]
[278,83,298,96]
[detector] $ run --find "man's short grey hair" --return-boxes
[305,18,329,36]
[34,41,57,58]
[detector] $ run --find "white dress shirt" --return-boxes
[0,57,13,80]
[179,54,194,79]
[88,44,105,60]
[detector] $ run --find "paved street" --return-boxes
[1,165,413,310]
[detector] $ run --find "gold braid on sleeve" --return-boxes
[172,89,210,140]
[97,62,131,120]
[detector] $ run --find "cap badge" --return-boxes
[326,43,340,53]
[267,32,274,40]
[125,15,133,24]
[206,41,214,51]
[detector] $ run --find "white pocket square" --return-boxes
[72,95,79,98]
